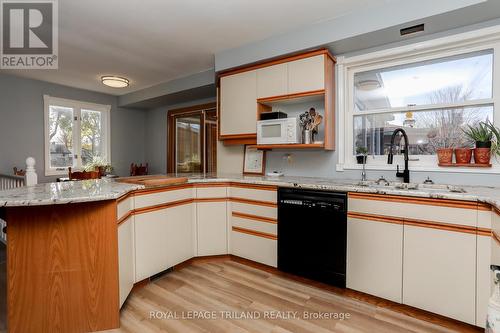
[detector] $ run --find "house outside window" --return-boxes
[44,95,111,176]
[337,29,500,173]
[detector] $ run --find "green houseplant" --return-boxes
[84,155,113,176]
[463,121,499,165]
[355,146,368,164]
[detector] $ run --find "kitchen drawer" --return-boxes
[134,187,194,209]
[196,186,227,199]
[117,195,133,220]
[348,195,477,227]
[231,202,277,219]
[231,214,277,236]
[231,229,277,267]
[229,186,277,203]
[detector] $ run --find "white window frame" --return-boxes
[44,95,111,176]
[337,25,500,174]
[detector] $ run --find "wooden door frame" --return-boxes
[167,102,217,173]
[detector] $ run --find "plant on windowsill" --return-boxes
[463,121,500,165]
[355,146,368,164]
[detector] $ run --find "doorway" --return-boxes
[167,103,217,173]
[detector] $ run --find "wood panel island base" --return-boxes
[3,201,120,333]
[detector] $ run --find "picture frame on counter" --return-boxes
[243,145,266,175]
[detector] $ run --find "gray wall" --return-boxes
[144,97,216,174]
[0,73,146,183]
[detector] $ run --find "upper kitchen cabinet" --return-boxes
[219,70,257,140]
[257,63,288,98]
[287,55,325,94]
[218,49,336,148]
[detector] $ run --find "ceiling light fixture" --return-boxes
[101,76,129,88]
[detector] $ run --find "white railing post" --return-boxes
[25,157,38,186]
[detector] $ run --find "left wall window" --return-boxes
[44,95,111,176]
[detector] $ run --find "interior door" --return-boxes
[175,113,203,173]
[167,103,217,173]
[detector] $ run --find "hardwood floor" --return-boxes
[103,259,479,333]
[0,242,6,333]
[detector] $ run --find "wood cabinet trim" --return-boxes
[218,49,335,78]
[230,183,277,191]
[493,231,500,246]
[195,198,228,203]
[494,205,500,217]
[134,198,194,215]
[256,89,325,104]
[477,227,492,237]
[134,184,194,196]
[348,211,477,234]
[232,226,277,240]
[348,192,479,210]
[347,212,403,225]
[230,197,278,207]
[232,211,277,224]
[117,211,133,226]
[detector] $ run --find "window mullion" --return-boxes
[74,107,82,169]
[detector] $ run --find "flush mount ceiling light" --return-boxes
[101,76,129,88]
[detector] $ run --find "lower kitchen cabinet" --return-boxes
[403,225,476,324]
[134,203,195,281]
[165,203,195,267]
[347,217,403,303]
[231,229,277,267]
[196,201,227,256]
[118,216,135,308]
[134,209,169,281]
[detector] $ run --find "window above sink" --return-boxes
[337,28,500,174]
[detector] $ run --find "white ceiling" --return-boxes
[0,0,394,95]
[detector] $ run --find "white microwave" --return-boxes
[257,118,300,144]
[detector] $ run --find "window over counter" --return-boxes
[43,95,111,176]
[337,30,500,173]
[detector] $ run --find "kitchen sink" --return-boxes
[356,181,466,193]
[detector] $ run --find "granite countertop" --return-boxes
[0,173,499,211]
[0,178,144,207]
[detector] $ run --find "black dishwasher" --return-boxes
[278,187,347,288]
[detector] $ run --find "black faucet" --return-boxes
[387,128,410,183]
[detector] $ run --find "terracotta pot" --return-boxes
[437,148,453,164]
[454,148,472,164]
[474,148,491,165]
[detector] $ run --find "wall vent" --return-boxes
[400,24,424,36]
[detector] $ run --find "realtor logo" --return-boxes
[0,0,58,69]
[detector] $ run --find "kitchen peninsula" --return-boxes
[1,175,500,332]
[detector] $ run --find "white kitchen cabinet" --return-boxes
[134,209,168,281]
[118,216,135,308]
[196,201,227,256]
[257,63,287,98]
[403,225,476,324]
[231,229,277,267]
[165,203,195,268]
[219,70,257,137]
[287,55,325,94]
[347,217,403,303]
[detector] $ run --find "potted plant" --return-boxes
[356,146,368,164]
[436,146,454,164]
[454,143,473,164]
[463,121,499,165]
[84,155,113,177]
